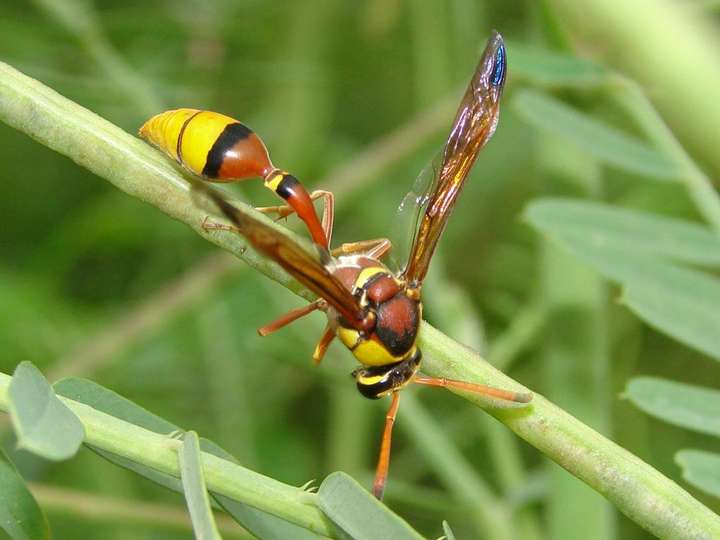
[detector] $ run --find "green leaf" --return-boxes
[509,43,609,88]
[525,199,720,267]
[676,450,720,498]
[0,446,50,540]
[513,90,679,180]
[317,472,424,540]
[625,378,720,437]
[530,236,720,360]
[442,520,457,540]
[54,377,177,434]
[8,362,84,460]
[622,275,720,360]
[179,432,222,540]
[54,378,320,539]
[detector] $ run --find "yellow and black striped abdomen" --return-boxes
[139,109,274,181]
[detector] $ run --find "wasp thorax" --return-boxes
[332,263,422,369]
[353,349,422,399]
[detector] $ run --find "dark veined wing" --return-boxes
[198,184,367,330]
[402,31,507,286]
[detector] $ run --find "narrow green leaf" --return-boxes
[509,43,609,88]
[623,277,720,360]
[8,362,84,460]
[513,90,679,180]
[676,450,720,498]
[442,520,457,540]
[179,431,222,540]
[625,378,720,437]
[525,198,720,267]
[0,446,50,540]
[531,237,720,360]
[54,378,322,539]
[318,472,424,540]
[54,378,177,434]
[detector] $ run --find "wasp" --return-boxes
[141,31,531,500]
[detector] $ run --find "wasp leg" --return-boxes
[257,190,335,248]
[257,299,326,337]
[331,238,392,260]
[412,375,532,403]
[372,391,401,500]
[201,190,335,247]
[312,324,336,365]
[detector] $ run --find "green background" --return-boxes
[1,0,719,538]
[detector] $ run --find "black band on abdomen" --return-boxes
[202,122,253,178]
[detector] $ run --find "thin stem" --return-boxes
[417,323,720,540]
[0,375,336,537]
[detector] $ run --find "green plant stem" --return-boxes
[418,324,720,540]
[1,60,719,540]
[0,373,335,537]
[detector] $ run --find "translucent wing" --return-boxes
[198,183,367,329]
[402,31,507,286]
[389,155,440,273]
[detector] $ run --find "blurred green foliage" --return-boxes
[1,0,719,538]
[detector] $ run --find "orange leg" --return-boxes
[257,300,324,337]
[331,238,392,260]
[372,392,401,500]
[201,190,335,248]
[312,324,336,365]
[412,375,532,403]
[256,190,335,248]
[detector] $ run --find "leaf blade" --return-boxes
[9,362,84,461]
[625,377,720,437]
[317,472,424,540]
[525,199,720,267]
[676,450,720,498]
[0,446,50,540]
[179,431,222,540]
[513,90,679,180]
[510,43,609,88]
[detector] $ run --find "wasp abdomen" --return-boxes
[139,109,273,181]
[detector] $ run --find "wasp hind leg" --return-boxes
[412,375,532,404]
[256,189,335,247]
[201,190,335,248]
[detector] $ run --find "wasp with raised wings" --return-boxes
[141,31,532,500]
